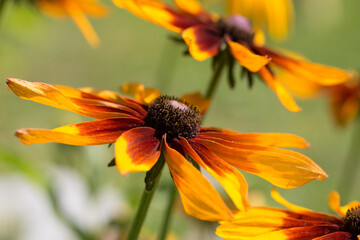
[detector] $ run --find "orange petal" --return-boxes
[264,48,350,85]
[121,83,161,105]
[113,0,201,33]
[313,232,352,240]
[115,127,160,175]
[328,191,360,217]
[181,138,249,211]
[257,67,301,112]
[226,37,270,72]
[181,92,210,115]
[271,188,312,212]
[163,140,233,221]
[199,128,309,149]
[182,25,222,61]
[174,0,203,15]
[195,138,327,188]
[7,78,146,119]
[16,117,144,145]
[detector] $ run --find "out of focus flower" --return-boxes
[114,0,349,112]
[8,78,327,221]
[37,0,107,47]
[217,189,360,240]
[226,0,294,40]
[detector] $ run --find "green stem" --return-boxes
[157,185,177,240]
[338,115,360,202]
[205,54,227,99]
[126,155,165,240]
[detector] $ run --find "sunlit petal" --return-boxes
[181,92,210,114]
[271,188,312,212]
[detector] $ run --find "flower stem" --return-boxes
[157,185,177,240]
[205,52,227,99]
[126,155,165,240]
[338,115,360,202]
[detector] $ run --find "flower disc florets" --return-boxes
[342,206,360,240]
[144,95,201,140]
[218,15,254,44]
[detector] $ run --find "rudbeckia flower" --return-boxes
[328,72,360,126]
[37,0,107,47]
[113,0,349,112]
[217,189,360,240]
[8,78,327,221]
[225,0,294,40]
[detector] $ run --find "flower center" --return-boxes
[218,15,254,44]
[144,96,201,140]
[342,206,360,240]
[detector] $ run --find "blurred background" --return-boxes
[1,0,360,239]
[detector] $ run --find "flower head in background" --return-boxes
[113,0,349,112]
[226,0,294,40]
[37,0,107,47]
[217,189,360,240]
[8,78,327,221]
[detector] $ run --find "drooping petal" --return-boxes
[182,25,222,61]
[313,232,352,240]
[115,127,161,175]
[121,83,161,105]
[199,128,309,149]
[16,117,144,145]
[163,140,233,221]
[226,36,270,72]
[180,138,249,211]
[194,138,327,188]
[113,0,203,33]
[258,47,350,85]
[181,92,210,114]
[271,188,312,212]
[328,191,360,217]
[7,78,146,119]
[257,67,301,112]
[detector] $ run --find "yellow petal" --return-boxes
[121,83,161,104]
[181,92,210,115]
[115,127,161,175]
[271,188,312,212]
[163,140,233,221]
[328,191,360,217]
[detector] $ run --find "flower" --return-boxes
[113,0,349,112]
[328,72,360,126]
[36,0,107,47]
[216,189,360,240]
[225,0,294,40]
[8,78,327,221]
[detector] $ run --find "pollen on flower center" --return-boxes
[144,95,201,140]
[218,15,254,44]
[342,206,360,240]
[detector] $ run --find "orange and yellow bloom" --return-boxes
[113,0,349,112]
[217,189,360,240]
[8,78,327,221]
[37,0,107,47]
[226,0,294,40]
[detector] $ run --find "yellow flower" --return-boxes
[226,0,294,40]
[217,189,360,240]
[113,0,349,112]
[8,78,327,221]
[37,0,107,47]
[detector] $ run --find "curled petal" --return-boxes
[257,67,301,112]
[181,138,249,211]
[115,127,161,175]
[181,92,210,114]
[195,138,327,188]
[163,140,233,221]
[328,191,360,217]
[121,83,161,104]
[271,188,312,212]
[226,36,270,72]
[16,118,144,145]
[199,128,309,149]
[182,25,222,61]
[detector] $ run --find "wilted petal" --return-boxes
[16,117,144,145]
[163,140,233,221]
[182,25,222,61]
[328,191,360,217]
[115,127,161,175]
[194,138,327,188]
[181,138,249,211]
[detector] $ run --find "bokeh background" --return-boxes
[1,0,360,239]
